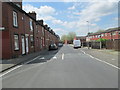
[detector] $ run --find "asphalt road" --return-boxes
[2,45,118,88]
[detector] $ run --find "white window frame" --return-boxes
[112,32,116,36]
[101,34,104,37]
[98,35,101,38]
[118,31,120,35]
[30,19,33,31]
[36,25,38,33]
[30,35,34,47]
[42,27,44,36]
[14,35,19,50]
[13,11,18,27]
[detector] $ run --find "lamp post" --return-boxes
[86,21,90,49]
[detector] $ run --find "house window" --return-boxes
[119,31,120,35]
[30,19,33,31]
[30,35,34,47]
[36,25,39,33]
[43,37,45,46]
[42,27,44,36]
[112,32,116,35]
[98,35,101,38]
[105,33,107,36]
[14,35,19,50]
[13,11,18,27]
[36,37,39,47]
[41,37,43,48]
[101,34,104,37]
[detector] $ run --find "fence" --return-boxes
[89,39,120,51]
[106,39,120,51]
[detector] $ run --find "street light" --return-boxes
[86,21,90,49]
[86,21,89,33]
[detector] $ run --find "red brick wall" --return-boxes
[0,1,2,59]
[7,4,25,58]
[24,14,35,53]
[1,2,59,59]
[2,3,11,59]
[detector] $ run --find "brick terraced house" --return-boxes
[0,1,60,59]
[86,27,120,42]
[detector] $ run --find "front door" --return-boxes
[21,35,25,55]
[26,36,29,53]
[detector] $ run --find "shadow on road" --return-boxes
[1,47,63,72]
[26,47,62,65]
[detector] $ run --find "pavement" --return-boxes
[0,50,48,72]
[1,44,118,88]
[81,47,119,67]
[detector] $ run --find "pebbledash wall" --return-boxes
[0,2,60,59]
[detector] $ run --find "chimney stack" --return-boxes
[37,20,44,25]
[28,11,36,20]
[45,25,48,28]
[13,0,22,9]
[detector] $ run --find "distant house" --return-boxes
[76,36,87,46]
[86,27,120,42]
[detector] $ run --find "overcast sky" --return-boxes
[23,0,118,37]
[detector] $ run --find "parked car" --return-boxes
[73,40,81,48]
[58,43,63,47]
[49,43,58,50]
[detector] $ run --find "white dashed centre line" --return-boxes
[62,53,64,60]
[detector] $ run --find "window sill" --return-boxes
[14,49,19,51]
[13,25,18,28]
[31,46,34,48]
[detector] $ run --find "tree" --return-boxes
[96,30,105,33]
[61,35,68,42]
[60,32,76,43]
[97,38,107,42]
[67,32,76,41]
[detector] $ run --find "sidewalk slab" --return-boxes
[0,50,48,73]
[81,47,119,67]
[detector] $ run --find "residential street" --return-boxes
[2,45,118,88]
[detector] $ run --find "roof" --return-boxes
[87,27,120,36]
[76,36,86,39]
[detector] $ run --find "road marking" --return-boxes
[52,56,57,59]
[0,65,22,78]
[81,50,120,70]
[0,56,41,78]
[24,56,41,64]
[62,53,64,60]
[112,59,115,61]
[39,57,45,60]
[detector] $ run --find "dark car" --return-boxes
[58,43,63,47]
[49,43,58,50]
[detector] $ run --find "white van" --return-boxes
[73,40,81,48]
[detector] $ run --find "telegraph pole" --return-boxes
[86,21,90,49]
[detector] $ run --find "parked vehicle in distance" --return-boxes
[58,43,63,47]
[49,43,58,50]
[73,40,81,48]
